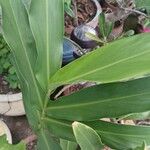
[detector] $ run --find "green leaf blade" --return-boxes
[37,129,62,150]
[50,33,150,88]
[43,118,150,150]
[0,135,26,150]
[47,76,150,121]
[29,0,64,90]
[0,0,45,128]
[72,122,104,150]
[99,13,106,39]
[60,139,77,150]
[91,121,150,150]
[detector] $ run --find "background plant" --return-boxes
[0,135,25,150]
[0,34,19,90]
[64,0,75,18]
[1,0,150,150]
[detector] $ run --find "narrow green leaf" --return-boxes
[106,22,114,38]
[28,0,64,90]
[60,139,77,150]
[37,129,62,150]
[99,12,106,39]
[47,76,150,121]
[50,33,150,89]
[72,122,104,150]
[64,3,75,18]
[43,118,150,150]
[64,0,71,6]
[0,0,45,128]
[0,135,26,150]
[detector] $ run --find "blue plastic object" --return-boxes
[63,38,77,65]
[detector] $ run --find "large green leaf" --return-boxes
[49,33,150,88]
[46,76,150,121]
[89,121,150,150]
[0,135,26,150]
[43,118,150,150]
[72,122,104,150]
[28,0,64,90]
[43,117,75,141]
[0,0,44,128]
[60,139,77,150]
[37,129,62,150]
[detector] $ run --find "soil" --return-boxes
[0,115,37,150]
[63,82,96,96]
[65,0,96,36]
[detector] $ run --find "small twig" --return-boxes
[22,134,37,145]
[121,7,150,19]
[105,1,118,12]
[72,0,78,26]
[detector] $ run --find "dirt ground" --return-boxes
[0,115,37,150]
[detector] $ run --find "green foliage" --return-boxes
[1,0,150,150]
[46,76,150,121]
[64,0,75,18]
[86,13,114,45]
[99,12,114,41]
[60,139,77,150]
[37,129,62,150]
[0,34,19,89]
[49,33,150,88]
[72,122,104,150]
[144,19,150,28]
[43,118,150,150]
[0,135,26,150]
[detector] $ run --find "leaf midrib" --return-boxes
[46,0,50,85]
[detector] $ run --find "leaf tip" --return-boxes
[72,121,79,127]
